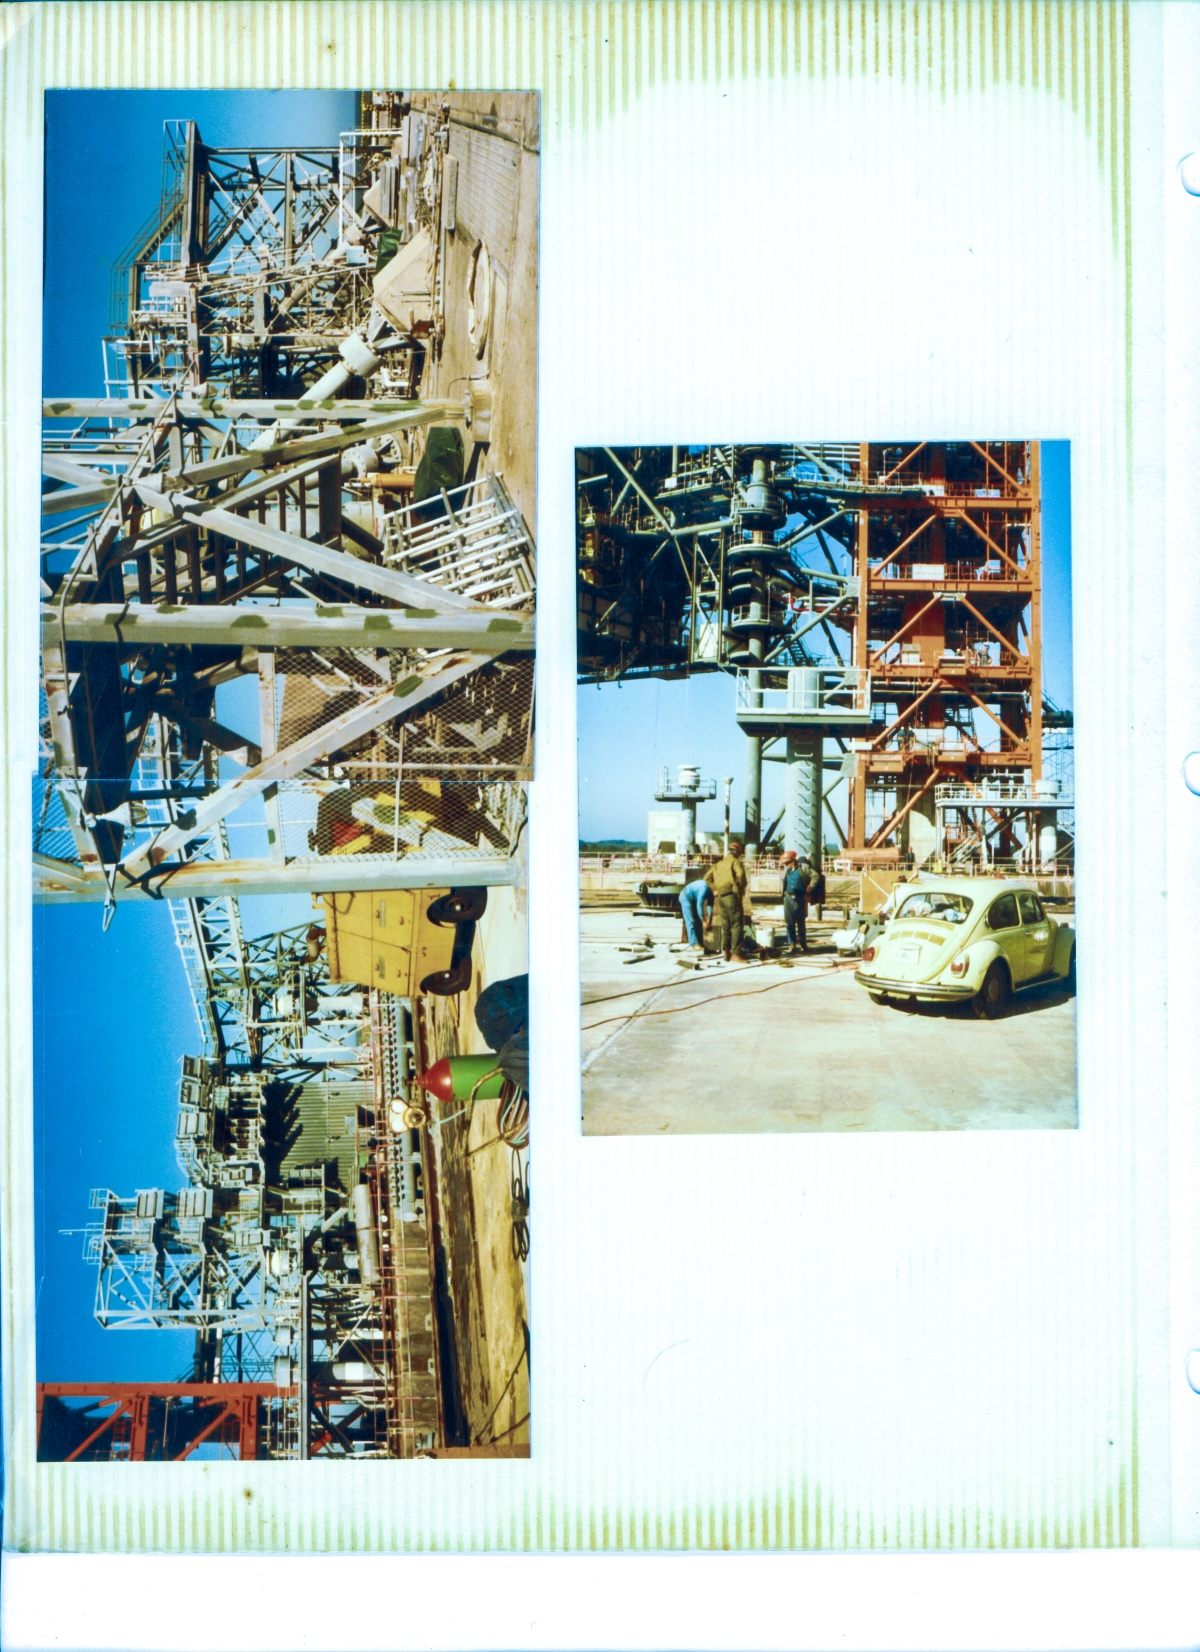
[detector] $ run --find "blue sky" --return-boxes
[578,443,1072,844]
[37,91,357,1383]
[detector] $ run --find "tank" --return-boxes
[787,668,821,713]
[350,1182,381,1286]
[417,1054,505,1106]
[331,1362,379,1383]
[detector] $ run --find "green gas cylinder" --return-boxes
[417,1055,505,1105]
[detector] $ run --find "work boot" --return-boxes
[723,948,732,962]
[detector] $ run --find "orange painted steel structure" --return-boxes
[36,1382,280,1462]
[843,441,1042,854]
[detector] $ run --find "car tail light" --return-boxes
[949,955,968,976]
[862,946,876,963]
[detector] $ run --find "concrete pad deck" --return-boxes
[419,885,529,1449]
[581,907,1077,1135]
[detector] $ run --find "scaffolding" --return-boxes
[39,102,534,920]
[576,443,1072,869]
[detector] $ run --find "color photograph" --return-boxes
[578,443,1075,1134]
[35,87,537,1460]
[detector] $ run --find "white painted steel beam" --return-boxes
[125,472,489,614]
[119,650,491,877]
[191,506,490,613]
[43,602,533,651]
[166,405,464,488]
[34,853,520,902]
[42,453,121,489]
[44,398,443,423]
[41,483,119,515]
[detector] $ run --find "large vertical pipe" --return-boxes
[785,732,822,861]
[680,798,697,855]
[743,726,762,853]
[1038,818,1057,870]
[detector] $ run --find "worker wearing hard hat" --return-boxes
[780,849,808,955]
[710,840,749,962]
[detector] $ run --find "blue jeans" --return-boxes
[679,881,711,945]
[784,894,807,949]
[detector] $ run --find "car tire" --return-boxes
[973,961,1011,1020]
[426,886,489,926]
[419,954,474,997]
[869,992,888,1006]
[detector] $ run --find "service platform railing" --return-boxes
[735,665,871,723]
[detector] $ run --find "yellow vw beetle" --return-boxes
[854,878,1075,1018]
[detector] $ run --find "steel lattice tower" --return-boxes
[576,442,1072,869]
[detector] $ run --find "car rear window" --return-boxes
[894,891,974,924]
[986,893,1021,930]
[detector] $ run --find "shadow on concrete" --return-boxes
[885,978,1076,1021]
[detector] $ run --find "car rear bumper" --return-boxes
[854,971,975,1001]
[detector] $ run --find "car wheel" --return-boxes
[869,992,888,1006]
[1065,946,1077,995]
[973,961,1011,1020]
[419,954,474,997]
[426,886,489,926]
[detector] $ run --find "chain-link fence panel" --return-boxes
[275,650,532,782]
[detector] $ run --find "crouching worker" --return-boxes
[711,840,749,962]
[679,872,715,950]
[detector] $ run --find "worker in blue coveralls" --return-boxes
[780,849,810,956]
[679,871,715,949]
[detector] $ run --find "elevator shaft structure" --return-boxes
[576,444,1067,867]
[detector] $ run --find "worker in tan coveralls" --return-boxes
[711,839,749,962]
